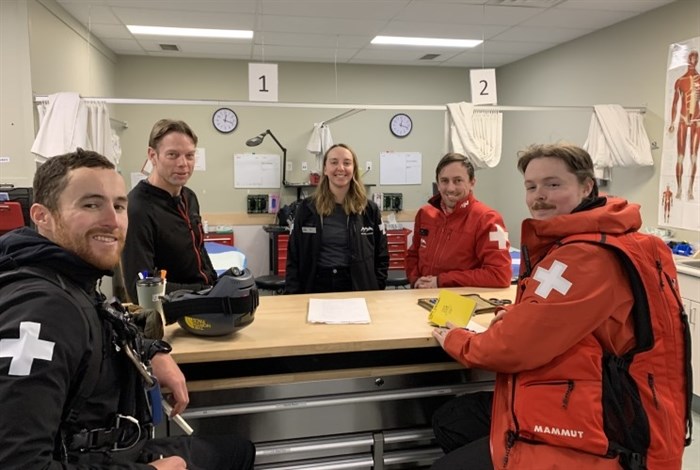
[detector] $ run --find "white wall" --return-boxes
[111,57,472,214]
[0,0,36,186]
[477,0,700,247]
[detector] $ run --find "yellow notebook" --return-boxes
[428,290,477,327]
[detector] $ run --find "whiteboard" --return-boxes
[379,152,422,185]
[234,153,281,188]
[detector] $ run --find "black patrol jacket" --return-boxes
[0,228,152,469]
[122,180,216,302]
[285,197,389,294]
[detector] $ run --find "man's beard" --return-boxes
[53,218,124,271]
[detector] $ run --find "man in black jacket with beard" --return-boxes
[0,149,254,469]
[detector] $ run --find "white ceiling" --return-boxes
[56,0,675,68]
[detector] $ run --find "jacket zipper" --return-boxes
[428,215,449,275]
[502,430,516,469]
[562,380,575,409]
[647,373,659,409]
[648,240,664,288]
[177,198,209,284]
[503,374,520,469]
[523,380,575,409]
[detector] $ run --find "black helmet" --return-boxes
[161,268,258,336]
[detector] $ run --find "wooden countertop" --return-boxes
[165,285,516,364]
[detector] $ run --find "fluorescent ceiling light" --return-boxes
[127,25,253,39]
[371,36,482,48]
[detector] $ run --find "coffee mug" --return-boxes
[136,277,166,315]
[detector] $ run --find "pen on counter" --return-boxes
[162,401,194,435]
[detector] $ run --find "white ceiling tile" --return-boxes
[105,0,257,14]
[493,25,594,43]
[147,41,253,55]
[259,15,387,35]
[558,0,675,13]
[483,40,557,55]
[251,45,356,62]
[88,24,132,40]
[352,48,453,62]
[521,7,637,28]
[257,32,370,49]
[58,4,120,24]
[111,7,255,29]
[261,0,409,20]
[396,3,545,26]
[378,21,509,39]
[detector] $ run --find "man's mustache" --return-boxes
[531,202,556,211]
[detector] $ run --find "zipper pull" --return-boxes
[502,430,517,468]
[655,260,664,287]
[521,245,532,278]
[562,380,575,409]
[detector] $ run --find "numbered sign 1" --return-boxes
[248,63,279,102]
[469,68,497,105]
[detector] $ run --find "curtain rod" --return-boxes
[33,96,646,113]
[34,97,129,128]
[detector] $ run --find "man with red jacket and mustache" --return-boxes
[431,144,689,470]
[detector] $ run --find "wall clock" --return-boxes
[212,107,238,134]
[390,113,412,138]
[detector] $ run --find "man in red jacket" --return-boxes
[406,153,512,289]
[431,144,689,470]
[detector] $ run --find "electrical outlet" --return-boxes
[302,161,308,171]
[286,162,293,172]
[366,161,372,171]
[382,193,403,212]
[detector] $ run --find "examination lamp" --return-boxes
[246,129,288,185]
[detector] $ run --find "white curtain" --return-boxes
[306,123,334,170]
[32,92,119,164]
[583,104,653,181]
[444,102,503,169]
[85,101,119,164]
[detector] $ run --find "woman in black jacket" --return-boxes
[285,144,388,294]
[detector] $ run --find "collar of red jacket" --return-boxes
[428,191,475,215]
[520,196,642,255]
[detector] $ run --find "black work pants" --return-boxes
[140,434,255,470]
[431,391,494,470]
[312,267,352,292]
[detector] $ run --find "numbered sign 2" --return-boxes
[470,68,497,105]
[249,63,279,102]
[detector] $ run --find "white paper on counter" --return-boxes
[307,298,371,324]
[465,320,487,333]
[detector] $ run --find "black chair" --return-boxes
[257,225,289,294]
[385,269,410,289]
[255,274,286,294]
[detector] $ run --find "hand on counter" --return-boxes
[415,275,438,289]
